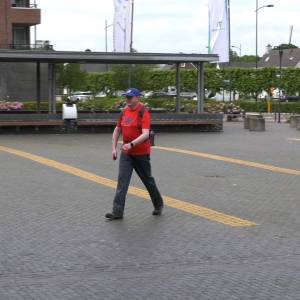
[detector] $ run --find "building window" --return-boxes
[13,26,30,48]
[12,0,30,8]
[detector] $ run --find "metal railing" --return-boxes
[11,1,37,8]
[0,44,53,51]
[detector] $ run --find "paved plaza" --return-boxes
[0,122,299,299]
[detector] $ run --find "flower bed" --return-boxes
[0,101,24,111]
[5,99,300,114]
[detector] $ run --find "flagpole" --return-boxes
[208,4,211,54]
[228,0,231,61]
[130,0,134,52]
[128,0,134,87]
[227,0,232,102]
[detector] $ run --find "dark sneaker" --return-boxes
[105,212,123,220]
[152,206,163,216]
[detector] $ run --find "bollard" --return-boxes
[249,117,265,131]
[267,101,272,113]
[289,115,300,128]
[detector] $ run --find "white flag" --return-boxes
[208,0,229,63]
[113,0,132,52]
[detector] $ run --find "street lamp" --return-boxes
[232,44,242,57]
[104,20,113,71]
[255,1,274,68]
[104,20,113,53]
[278,48,283,123]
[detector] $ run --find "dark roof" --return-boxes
[0,50,218,64]
[259,48,300,68]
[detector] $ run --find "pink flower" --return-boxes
[0,101,24,111]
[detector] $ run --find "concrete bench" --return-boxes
[0,120,64,132]
[0,120,63,126]
[0,113,223,133]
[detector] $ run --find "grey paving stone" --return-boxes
[0,123,299,299]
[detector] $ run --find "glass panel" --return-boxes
[13,27,29,48]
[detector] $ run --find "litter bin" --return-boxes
[63,103,78,120]
[62,103,78,132]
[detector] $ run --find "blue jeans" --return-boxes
[113,152,164,216]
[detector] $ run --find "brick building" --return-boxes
[0,0,40,49]
[0,0,49,101]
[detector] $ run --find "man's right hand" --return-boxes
[112,149,118,160]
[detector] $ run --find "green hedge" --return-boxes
[235,101,268,113]
[82,67,300,99]
[20,99,300,114]
[236,100,300,113]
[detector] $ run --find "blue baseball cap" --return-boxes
[122,88,141,97]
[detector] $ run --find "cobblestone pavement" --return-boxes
[0,122,299,300]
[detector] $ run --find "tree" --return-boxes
[112,64,157,91]
[84,72,115,99]
[237,55,257,62]
[56,64,87,95]
[273,43,298,50]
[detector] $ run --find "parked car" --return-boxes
[151,91,170,98]
[142,91,173,98]
[114,90,126,97]
[180,92,197,99]
[207,91,239,102]
[258,90,269,100]
[142,91,154,98]
[69,91,92,102]
[282,95,300,102]
[95,92,107,98]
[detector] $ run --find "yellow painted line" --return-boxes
[0,145,256,227]
[153,146,300,176]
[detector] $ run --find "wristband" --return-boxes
[130,142,134,148]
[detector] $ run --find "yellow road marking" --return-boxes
[0,145,256,227]
[154,146,300,176]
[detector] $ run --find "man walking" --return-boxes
[105,88,164,220]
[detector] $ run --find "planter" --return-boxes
[289,115,300,128]
[249,116,265,132]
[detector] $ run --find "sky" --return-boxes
[34,0,300,56]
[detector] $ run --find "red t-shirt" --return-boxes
[117,103,151,155]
